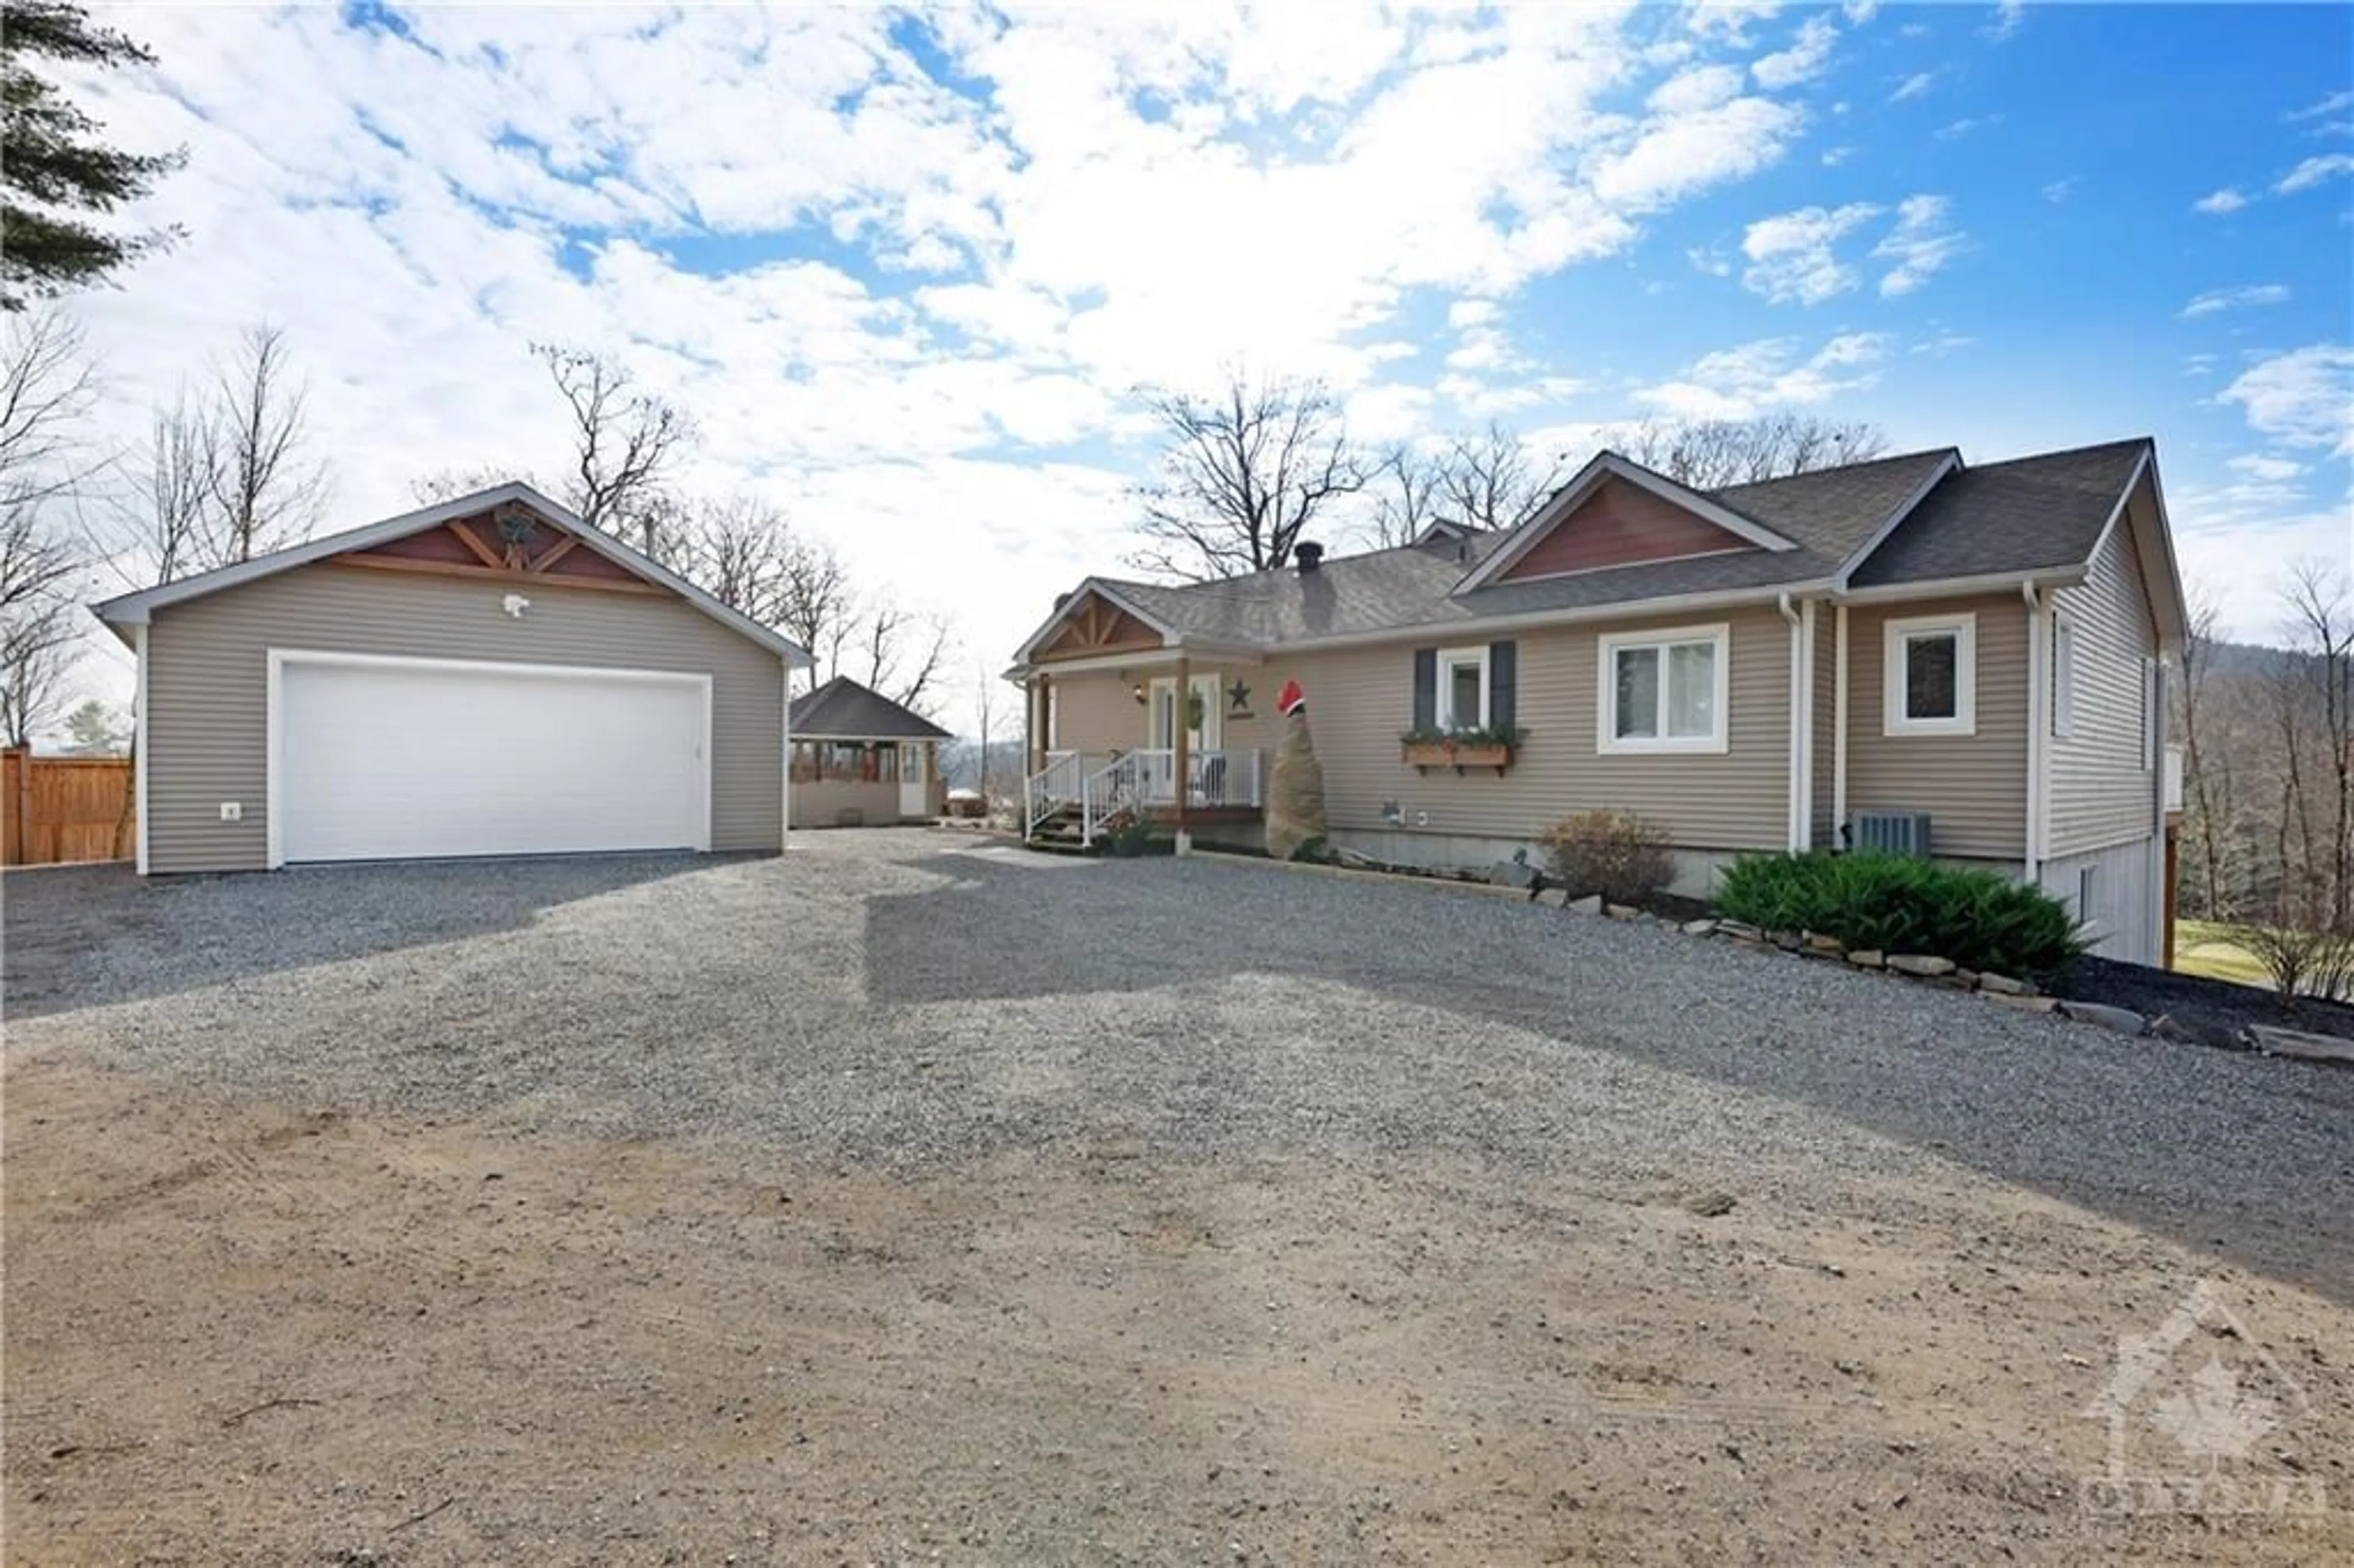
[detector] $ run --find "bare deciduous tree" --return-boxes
[534,343,695,555]
[774,533,853,687]
[205,323,327,563]
[410,465,522,507]
[1131,370,1364,580]
[1617,413,1889,489]
[2174,589,2242,920]
[107,387,211,589]
[676,494,798,626]
[1365,442,1446,549]
[0,308,94,745]
[856,598,951,714]
[1437,420,1565,532]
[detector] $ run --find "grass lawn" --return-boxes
[2174,919,2273,988]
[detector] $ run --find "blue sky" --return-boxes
[58,2,2354,720]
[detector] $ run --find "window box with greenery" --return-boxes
[1409,639,1520,771]
[1400,723,1526,772]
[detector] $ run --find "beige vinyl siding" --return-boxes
[2047,501,2160,856]
[1034,612,1794,850]
[145,561,785,872]
[1811,606,1838,848]
[1274,607,1791,851]
[1046,669,1150,754]
[792,778,907,827]
[1845,593,2028,861]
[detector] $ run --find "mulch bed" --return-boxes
[2049,954,2354,1051]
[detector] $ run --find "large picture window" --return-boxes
[1883,612,1977,736]
[791,740,900,783]
[1598,624,1729,754]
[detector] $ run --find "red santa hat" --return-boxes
[1278,679,1306,716]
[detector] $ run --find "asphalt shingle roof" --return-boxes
[1848,438,2150,587]
[790,676,952,740]
[1084,440,2150,649]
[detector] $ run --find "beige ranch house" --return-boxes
[93,483,810,873]
[1012,438,2190,967]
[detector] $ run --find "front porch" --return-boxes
[1023,748,1263,849]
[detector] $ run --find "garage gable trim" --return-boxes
[96,482,811,669]
[264,647,714,869]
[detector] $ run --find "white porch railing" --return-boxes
[1023,750,1083,837]
[1075,748,1262,847]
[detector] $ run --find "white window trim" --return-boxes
[2141,657,2159,771]
[2052,611,2079,740]
[1436,644,1490,731]
[1881,612,1978,737]
[1597,622,1731,756]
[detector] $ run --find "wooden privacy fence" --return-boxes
[2,748,135,867]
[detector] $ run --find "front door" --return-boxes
[899,741,929,820]
[1148,675,1220,752]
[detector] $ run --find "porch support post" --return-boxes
[1027,673,1048,774]
[1173,653,1191,854]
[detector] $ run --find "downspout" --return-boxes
[1779,593,1803,852]
[2022,580,2044,885]
[1832,603,1849,851]
[1799,598,1818,848]
[132,625,150,876]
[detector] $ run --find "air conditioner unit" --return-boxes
[1849,810,1932,858]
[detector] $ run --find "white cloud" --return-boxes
[1648,63,1746,115]
[1753,15,1839,90]
[2178,284,2292,319]
[1984,1,2027,43]
[2227,454,2306,482]
[2286,89,2354,121]
[1687,245,1734,278]
[1821,145,1856,166]
[2220,344,2354,456]
[2042,177,2078,203]
[2275,153,2354,194]
[1739,200,1881,305]
[2192,186,2250,214]
[1843,2,1882,23]
[1935,114,2001,141]
[1872,194,1965,295]
[1634,332,1894,421]
[1890,72,1935,102]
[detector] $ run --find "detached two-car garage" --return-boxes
[94,483,807,875]
[273,653,712,866]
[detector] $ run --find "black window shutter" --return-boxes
[1412,648,1437,730]
[1489,640,1517,733]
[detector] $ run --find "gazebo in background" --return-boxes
[788,676,951,828]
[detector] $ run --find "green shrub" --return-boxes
[1539,809,1675,905]
[1714,851,2085,978]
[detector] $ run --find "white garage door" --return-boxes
[274,653,709,865]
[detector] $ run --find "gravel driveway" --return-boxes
[10,831,2348,1297]
[7,830,2352,1561]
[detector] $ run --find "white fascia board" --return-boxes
[91,480,812,668]
[1010,577,1187,665]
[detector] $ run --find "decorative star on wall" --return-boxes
[1226,677,1252,715]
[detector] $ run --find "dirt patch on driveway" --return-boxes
[9,1056,2347,1564]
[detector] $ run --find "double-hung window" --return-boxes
[1437,645,1489,731]
[1883,612,1977,736]
[1598,624,1729,753]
